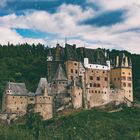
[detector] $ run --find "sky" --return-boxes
[0,0,140,53]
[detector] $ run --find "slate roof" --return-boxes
[7,82,28,96]
[82,48,107,65]
[65,44,78,61]
[52,64,67,81]
[35,78,48,95]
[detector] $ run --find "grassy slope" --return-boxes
[1,108,140,140]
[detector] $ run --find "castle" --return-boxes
[2,43,133,120]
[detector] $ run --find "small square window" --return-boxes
[97,77,100,81]
[90,76,93,80]
[71,69,73,73]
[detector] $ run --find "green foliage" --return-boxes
[1,108,140,139]
[0,43,48,101]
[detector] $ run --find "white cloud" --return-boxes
[0,27,46,45]
[0,3,140,53]
[87,0,140,11]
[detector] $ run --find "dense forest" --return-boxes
[0,43,140,104]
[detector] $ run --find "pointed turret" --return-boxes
[47,49,53,61]
[121,53,125,67]
[116,56,119,67]
[129,57,132,68]
[52,64,67,81]
[35,78,49,95]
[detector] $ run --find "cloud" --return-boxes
[0,27,46,45]
[0,2,140,53]
[87,0,140,11]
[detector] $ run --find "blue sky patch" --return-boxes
[81,10,125,27]
[16,29,57,39]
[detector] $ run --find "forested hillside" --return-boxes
[0,43,140,103]
[1,108,140,140]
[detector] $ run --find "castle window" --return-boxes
[122,72,125,74]
[79,93,80,95]
[129,90,131,93]
[128,72,131,75]
[103,71,105,73]
[123,83,126,87]
[95,90,97,93]
[129,95,131,97]
[98,91,100,93]
[105,92,107,94]
[118,78,120,81]
[17,107,19,110]
[13,96,14,99]
[105,77,108,81]
[21,102,22,104]
[71,69,73,73]
[90,83,92,87]
[63,82,65,84]
[30,98,34,101]
[127,77,132,81]
[121,76,126,80]
[71,76,73,80]
[92,90,93,93]
[114,78,116,81]
[15,102,16,104]
[97,77,100,81]
[90,76,93,80]
[128,83,132,87]
[94,83,96,87]
[97,84,100,87]
[75,70,78,74]
[59,81,61,84]
[74,63,77,66]
[20,96,22,99]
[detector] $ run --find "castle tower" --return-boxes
[35,78,53,120]
[51,64,68,95]
[110,53,133,105]
[54,43,62,61]
[47,49,53,61]
[47,49,53,82]
[65,44,79,82]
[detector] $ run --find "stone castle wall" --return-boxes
[5,95,28,114]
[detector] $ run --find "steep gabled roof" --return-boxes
[83,48,107,65]
[52,64,67,81]
[7,82,28,96]
[65,44,78,61]
[35,78,48,95]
